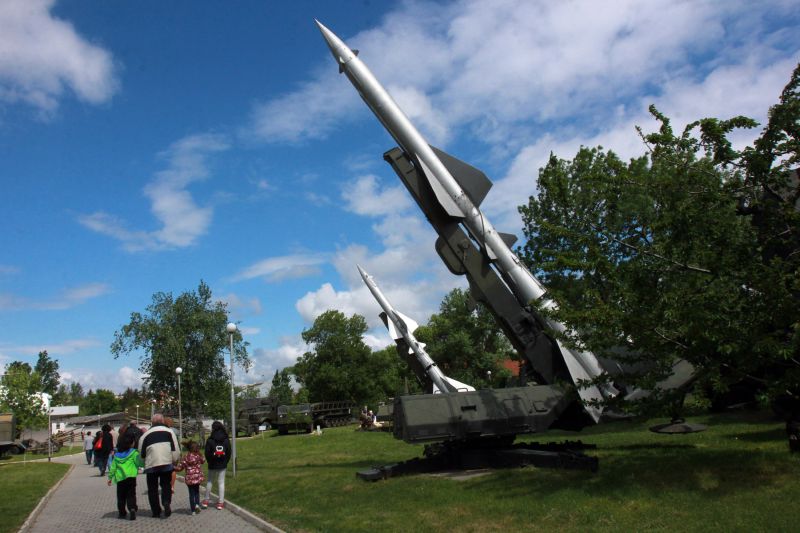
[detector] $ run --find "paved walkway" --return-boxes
[22,452,276,532]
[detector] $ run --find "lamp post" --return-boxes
[227,322,238,477]
[175,367,183,443]
[135,404,139,423]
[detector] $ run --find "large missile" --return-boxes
[317,21,614,419]
[357,265,474,394]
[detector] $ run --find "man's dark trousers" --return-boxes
[146,470,172,516]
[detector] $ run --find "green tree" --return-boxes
[81,389,120,415]
[51,383,70,405]
[415,288,515,390]
[34,351,60,395]
[111,280,251,422]
[0,362,47,432]
[268,369,294,406]
[68,382,85,404]
[518,65,800,411]
[294,310,396,407]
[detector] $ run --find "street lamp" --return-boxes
[135,404,139,423]
[227,322,238,477]
[175,367,183,443]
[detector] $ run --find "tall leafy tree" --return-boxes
[111,280,250,421]
[34,351,60,395]
[69,382,85,404]
[81,389,120,415]
[0,362,47,432]
[294,310,397,407]
[416,288,516,390]
[518,65,800,411]
[268,369,294,406]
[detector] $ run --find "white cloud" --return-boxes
[60,366,144,393]
[217,292,263,317]
[0,338,102,358]
[79,133,229,252]
[0,264,20,276]
[0,0,117,115]
[341,174,412,217]
[231,253,327,283]
[0,282,111,312]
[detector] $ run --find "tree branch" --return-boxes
[589,223,712,274]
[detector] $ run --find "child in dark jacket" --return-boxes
[203,420,231,510]
[107,432,143,520]
[175,441,206,515]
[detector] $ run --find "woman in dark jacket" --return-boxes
[202,421,231,510]
[95,424,114,476]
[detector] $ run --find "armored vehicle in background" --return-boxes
[236,397,278,437]
[0,413,26,456]
[274,401,355,435]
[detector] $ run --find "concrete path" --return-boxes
[22,452,280,532]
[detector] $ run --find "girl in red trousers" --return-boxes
[175,441,206,515]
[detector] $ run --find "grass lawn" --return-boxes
[218,409,799,532]
[0,462,70,533]
[0,445,83,464]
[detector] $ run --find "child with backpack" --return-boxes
[202,420,231,510]
[107,432,143,520]
[175,440,205,515]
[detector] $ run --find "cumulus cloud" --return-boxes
[341,175,412,217]
[0,282,111,312]
[0,0,117,115]
[60,366,144,393]
[79,133,229,252]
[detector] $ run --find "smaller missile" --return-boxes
[357,265,474,394]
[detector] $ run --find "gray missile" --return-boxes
[357,265,474,394]
[317,21,613,420]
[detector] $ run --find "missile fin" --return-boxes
[498,232,518,248]
[431,145,493,207]
[394,310,419,334]
[442,375,476,392]
[379,311,402,341]
[415,155,464,218]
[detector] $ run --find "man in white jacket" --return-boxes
[138,413,180,518]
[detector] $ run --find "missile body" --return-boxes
[317,21,612,419]
[357,265,473,394]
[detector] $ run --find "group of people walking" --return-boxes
[82,415,231,520]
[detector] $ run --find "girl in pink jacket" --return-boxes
[175,441,206,515]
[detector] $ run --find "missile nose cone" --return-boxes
[356,264,369,280]
[314,20,356,68]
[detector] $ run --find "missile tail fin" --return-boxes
[442,375,476,392]
[499,232,518,248]
[379,311,401,341]
[394,310,419,334]
[415,155,464,218]
[430,146,493,206]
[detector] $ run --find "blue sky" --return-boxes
[1,0,798,393]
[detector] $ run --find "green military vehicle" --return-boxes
[274,401,354,435]
[0,413,26,456]
[236,397,278,437]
